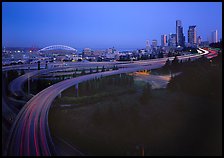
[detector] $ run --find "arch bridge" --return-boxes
[38,45,77,52]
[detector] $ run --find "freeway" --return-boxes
[8,66,75,97]
[8,62,124,97]
[5,56,181,96]
[8,58,165,97]
[3,47,212,72]
[2,63,46,72]
[7,59,162,97]
[6,47,211,97]
[5,49,210,156]
[2,61,121,72]
[6,62,164,156]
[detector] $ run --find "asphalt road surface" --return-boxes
[5,49,211,156]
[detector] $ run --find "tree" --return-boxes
[45,61,48,69]
[113,65,118,70]
[165,58,170,66]
[101,66,105,72]
[158,52,164,58]
[89,68,93,74]
[139,83,152,104]
[21,69,25,75]
[179,60,183,64]
[168,51,173,57]
[38,61,40,70]
[209,41,222,49]
[73,71,76,78]
[81,69,86,75]
[8,70,19,83]
[170,56,179,72]
[187,58,191,63]
[172,55,179,66]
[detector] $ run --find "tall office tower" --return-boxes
[152,40,157,48]
[211,30,218,43]
[197,36,202,46]
[146,40,150,51]
[176,20,185,47]
[188,25,197,46]
[183,34,186,46]
[168,33,177,47]
[161,35,167,47]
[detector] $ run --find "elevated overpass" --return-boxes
[5,48,211,156]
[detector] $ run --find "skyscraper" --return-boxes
[176,20,185,47]
[146,40,150,52]
[161,35,167,47]
[188,25,197,46]
[211,30,218,43]
[152,40,157,48]
[197,36,202,46]
[168,33,176,47]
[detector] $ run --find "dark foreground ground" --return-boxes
[49,54,222,156]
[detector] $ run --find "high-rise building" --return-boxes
[146,40,150,51]
[152,40,157,48]
[188,25,197,46]
[168,33,176,47]
[161,35,167,47]
[197,36,202,46]
[211,30,218,43]
[176,20,185,47]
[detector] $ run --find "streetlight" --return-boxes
[136,144,145,156]
[28,71,30,95]
[27,50,31,96]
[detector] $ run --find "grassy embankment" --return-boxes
[49,54,222,156]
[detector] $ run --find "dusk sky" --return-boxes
[2,2,222,50]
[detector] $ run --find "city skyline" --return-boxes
[2,2,222,49]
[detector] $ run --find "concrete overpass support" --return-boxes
[75,84,79,97]
[45,61,48,69]
[27,74,30,95]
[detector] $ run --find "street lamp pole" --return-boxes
[28,67,30,95]
[28,51,31,95]
[141,145,144,156]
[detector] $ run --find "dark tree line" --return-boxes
[209,41,222,49]
[78,74,135,97]
[139,83,152,104]
[167,53,222,98]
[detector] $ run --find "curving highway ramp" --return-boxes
[6,49,210,156]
